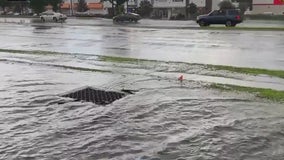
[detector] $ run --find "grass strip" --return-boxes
[98,56,144,63]
[200,26,284,31]
[0,49,61,55]
[205,64,284,79]
[1,48,284,79]
[52,64,111,73]
[210,83,284,102]
[98,56,164,64]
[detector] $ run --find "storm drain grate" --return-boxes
[61,87,126,105]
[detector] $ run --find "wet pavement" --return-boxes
[0,18,284,160]
[0,18,284,70]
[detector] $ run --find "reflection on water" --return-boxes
[33,25,53,30]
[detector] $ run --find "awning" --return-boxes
[88,3,103,9]
[61,3,70,9]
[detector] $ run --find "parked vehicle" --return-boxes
[40,11,67,22]
[75,11,94,17]
[113,13,141,23]
[196,9,242,27]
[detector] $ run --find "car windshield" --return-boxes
[129,13,139,16]
[1,1,284,160]
[209,10,219,16]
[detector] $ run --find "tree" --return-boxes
[101,0,127,16]
[13,3,21,13]
[138,0,153,18]
[0,0,9,12]
[234,0,252,15]
[77,0,88,12]
[29,0,47,14]
[115,0,127,14]
[238,2,248,15]
[47,0,62,12]
[188,2,197,19]
[218,0,235,10]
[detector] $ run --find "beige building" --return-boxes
[251,0,284,15]
[61,0,106,15]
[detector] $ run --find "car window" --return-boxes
[228,10,240,15]
[217,10,226,16]
[209,10,219,16]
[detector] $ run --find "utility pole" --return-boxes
[126,0,128,13]
[185,0,190,19]
[70,0,73,16]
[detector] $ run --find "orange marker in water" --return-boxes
[178,75,184,82]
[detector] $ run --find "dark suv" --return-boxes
[196,9,242,27]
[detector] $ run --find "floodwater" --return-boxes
[0,18,284,70]
[1,18,284,160]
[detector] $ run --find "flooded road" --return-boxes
[1,18,284,160]
[0,18,284,69]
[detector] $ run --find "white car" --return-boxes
[40,11,67,22]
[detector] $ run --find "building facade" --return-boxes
[251,0,284,15]
[61,0,106,15]
[152,0,206,19]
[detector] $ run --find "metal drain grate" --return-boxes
[61,87,126,105]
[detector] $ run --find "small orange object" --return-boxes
[178,75,184,82]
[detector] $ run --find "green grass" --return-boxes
[200,26,284,31]
[0,49,61,55]
[98,56,142,63]
[98,55,165,64]
[53,64,111,73]
[210,83,284,102]
[1,48,284,79]
[204,64,284,79]
[245,15,284,21]
[99,56,284,79]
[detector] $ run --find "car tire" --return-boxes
[225,21,232,27]
[130,19,137,23]
[199,20,207,27]
[53,17,58,22]
[113,19,120,23]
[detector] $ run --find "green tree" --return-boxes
[115,0,127,15]
[218,0,235,10]
[101,0,127,16]
[77,0,88,12]
[188,2,197,19]
[29,0,47,14]
[138,0,153,18]
[13,3,21,13]
[0,0,9,12]
[234,0,252,15]
[47,0,62,12]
